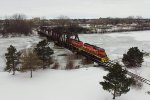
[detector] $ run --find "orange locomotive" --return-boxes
[68,39,109,62]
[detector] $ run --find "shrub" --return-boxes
[66,60,74,70]
[65,54,75,70]
[74,65,80,69]
[51,61,59,69]
[74,53,83,59]
[131,78,143,89]
[147,91,150,95]
[122,47,144,68]
[81,58,93,65]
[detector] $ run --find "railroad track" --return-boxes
[127,71,150,85]
[101,60,150,85]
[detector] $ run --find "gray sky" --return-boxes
[0,0,150,19]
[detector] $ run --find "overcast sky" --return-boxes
[0,0,150,19]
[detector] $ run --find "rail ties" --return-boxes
[100,60,150,86]
[103,60,116,67]
[127,71,150,85]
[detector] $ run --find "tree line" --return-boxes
[1,14,150,37]
[0,14,33,37]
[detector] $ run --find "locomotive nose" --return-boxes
[101,57,109,62]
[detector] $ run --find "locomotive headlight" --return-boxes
[101,57,109,62]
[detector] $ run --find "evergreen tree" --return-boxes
[34,40,54,69]
[100,63,133,99]
[122,47,144,68]
[4,45,20,75]
[20,49,42,78]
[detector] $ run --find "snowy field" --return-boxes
[0,31,150,100]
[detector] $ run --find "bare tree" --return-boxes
[55,15,71,26]
[65,54,75,69]
[81,58,93,65]
[39,17,50,26]
[20,49,42,78]
[11,14,27,20]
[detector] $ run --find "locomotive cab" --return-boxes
[97,49,109,62]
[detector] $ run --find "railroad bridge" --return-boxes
[38,26,150,85]
[38,26,80,44]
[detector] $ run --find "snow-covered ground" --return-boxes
[0,31,150,100]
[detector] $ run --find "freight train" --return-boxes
[68,39,109,62]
